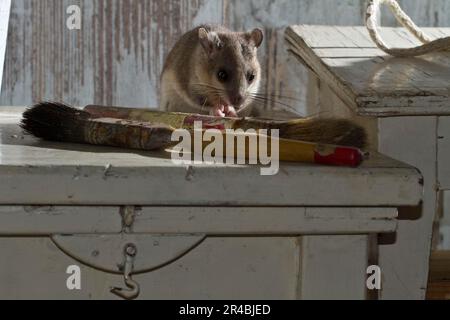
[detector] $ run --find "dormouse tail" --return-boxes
[276,118,368,149]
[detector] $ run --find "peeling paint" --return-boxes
[2,0,450,115]
[185,165,194,181]
[103,163,112,179]
[1,0,207,108]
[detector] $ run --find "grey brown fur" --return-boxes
[160,25,263,117]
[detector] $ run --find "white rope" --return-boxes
[366,0,450,57]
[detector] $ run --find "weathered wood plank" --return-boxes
[0,206,121,235]
[438,117,450,189]
[0,236,300,299]
[0,0,10,91]
[4,1,450,116]
[298,235,370,300]
[437,192,450,250]
[292,25,450,49]
[378,116,438,299]
[286,29,361,113]
[1,0,217,108]
[0,206,398,236]
[286,25,450,116]
[133,207,398,235]
[314,48,386,58]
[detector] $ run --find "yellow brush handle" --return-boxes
[172,130,361,167]
[84,106,362,167]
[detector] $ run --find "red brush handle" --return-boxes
[314,146,363,167]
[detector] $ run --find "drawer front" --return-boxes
[0,237,300,300]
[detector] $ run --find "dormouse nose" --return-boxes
[230,94,244,106]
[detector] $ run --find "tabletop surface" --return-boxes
[0,109,422,206]
[286,25,450,116]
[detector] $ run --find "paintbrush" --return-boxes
[84,105,368,149]
[21,102,174,150]
[21,102,364,167]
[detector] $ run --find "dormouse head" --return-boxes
[196,26,263,116]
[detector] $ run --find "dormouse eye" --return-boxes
[247,73,255,83]
[217,70,229,82]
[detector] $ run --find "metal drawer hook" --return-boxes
[110,243,140,300]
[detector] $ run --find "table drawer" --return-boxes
[0,206,391,299]
[0,237,299,299]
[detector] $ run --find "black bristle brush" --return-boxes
[21,102,175,150]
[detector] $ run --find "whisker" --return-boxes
[237,104,255,115]
[252,93,303,102]
[249,94,296,105]
[200,97,208,113]
[249,95,298,111]
[177,82,304,113]
[191,85,225,95]
[191,83,225,92]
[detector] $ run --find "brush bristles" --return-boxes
[278,118,368,149]
[21,102,90,143]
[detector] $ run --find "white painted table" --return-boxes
[285,25,450,299]
[0,109,422,300]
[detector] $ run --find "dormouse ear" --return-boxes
[248,28,264,48]
[198,27,222,55]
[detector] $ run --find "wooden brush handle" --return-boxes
[85,106,363,167]
[277,137,363,167]
[185,131,363,167]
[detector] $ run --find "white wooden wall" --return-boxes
[0,0,10,91]
[2,0,450,114]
